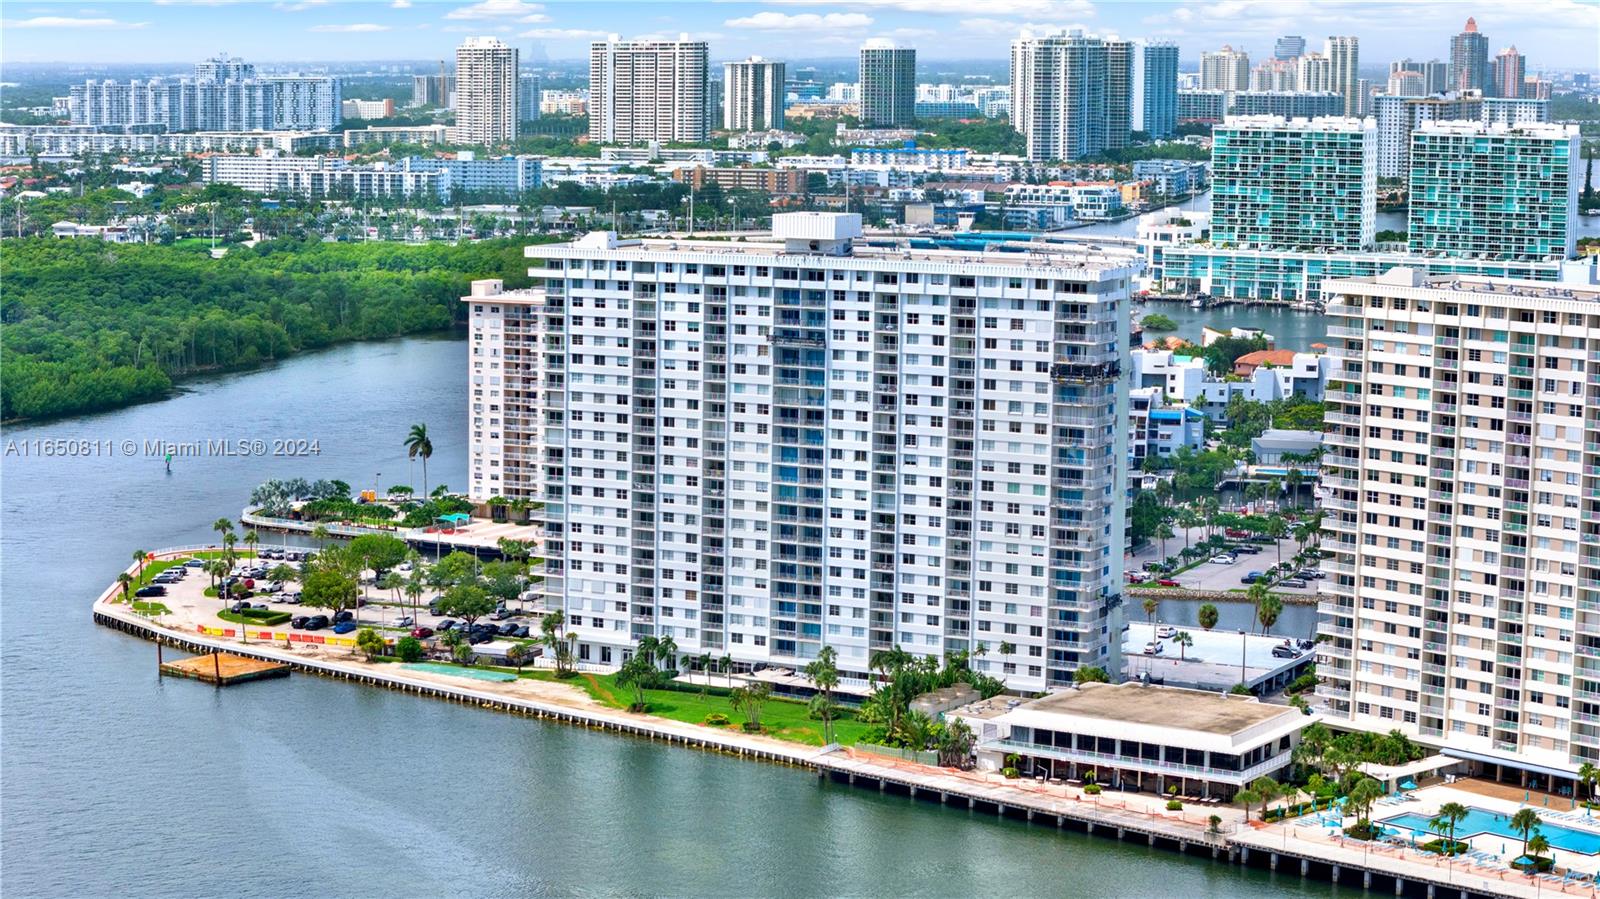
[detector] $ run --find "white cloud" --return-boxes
[309,22,391,32]
[151,0,240,5]
[518,27,608,39]
[445,0,543,19]
[725,11,874,30]
[275,0,327,10]
[3,15,148,28]
[391,0,412,6]
[958,17,1091,36]
[770,0,1092,13]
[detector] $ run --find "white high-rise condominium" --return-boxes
[466,213,1133,690]
[454,36,519,144]
[723,57,785,132]
[1200,45,1250,92]
[1010,30,1107,162]
[1296,52,1332,92]
[1325,36,1360,117]
[859,39,916,126]
[589,34,709,144]
[1316,267,1600,782]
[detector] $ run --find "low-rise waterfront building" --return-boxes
[962,682,1313,798]
[343,124,452,148]
[204,152,450,200]
[1130,160,1208,197]
[850,144,969,169]
[670,165,807,194]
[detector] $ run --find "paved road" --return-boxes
[1127,531,1317,597]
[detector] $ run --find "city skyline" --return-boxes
[2,0,1596,69]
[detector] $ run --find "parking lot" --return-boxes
[135,551,547,655]
[1128,532,1318,596]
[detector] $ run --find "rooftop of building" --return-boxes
[1217,114,1373,132]
[529,217,1139,274]
[1414,120,1579,138]
[1013,682,1300,737]
[1329,266,1600,303]
[1233,349,1299,369]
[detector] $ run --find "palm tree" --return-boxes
[1154,521,1174,559]
[1264,516,1288,567]
[311,524,331,550]
[804,645,840,744]
[1142,595,1159,628]
[1235,788,1261,822]
[1347,777,1385,828]
[117,572,134,603]
[998,641,1016,659]
[1251,776,1282,817]
[405,423,434,499]
[243,529,260,560]
[211,517,233,551]
[720,654,733,688]
[656,634,678,672]
[637,635,660,669]
[1433,801,1469,852]
[1198,603,1219,631]
[1511,808,1542,860]
[132,549,149,583]
[1580,762,1599,804]
[1175,631,1193,661]
[1527,833,1551,866]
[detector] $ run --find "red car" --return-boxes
[1224,528,1249,539]
[1157,578,1181,587]
[411,626,435,639]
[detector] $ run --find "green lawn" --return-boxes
[516,671,872,747]
[131,600,171,615]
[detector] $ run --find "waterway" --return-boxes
[0,335,1348,897]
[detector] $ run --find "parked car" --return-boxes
[498,622,519,636]
[135,585,167,597]
[282,592,301,605]
[494,608,513,620]
[1241,571,1264,584]
[513,625,530,639]
[258,581,283,594]
[395,616,414,628]
[304,615,329,630]
[333,610,354,624]
[290,616,310,629]
[1224,528,1249,539]
[1142,641,1165,655]
[437,619,458,631]
[1155,625,1176,639]
[1157,578,1181,588]
[1231,544,1261,555]
[1279,578,1308,589]
[229,601,251,613]
[1210,554,1235,565]
[1271,644,1301,660]
[411,626,435,639]
[183,559,206,568]
[1297,569,1325,580]
[332,621,357,635]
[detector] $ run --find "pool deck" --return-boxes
[1244,781,1600,896]
[95,546,1532,899]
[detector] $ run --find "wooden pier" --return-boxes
[159,652,289,686]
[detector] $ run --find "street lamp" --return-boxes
[1239,629,1248,686]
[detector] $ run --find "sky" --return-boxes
[1,0,1596,68]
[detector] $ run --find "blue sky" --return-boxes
[1,0,1595,67]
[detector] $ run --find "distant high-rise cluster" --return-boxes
[723,56,785,132]
[1450,16,1490,93]
[1010,30,1177,161]
[453,37,519,145]
[1199,45,1250,92]
[589,34,710,144]
[70,53,341,132]
[859,39,916,127]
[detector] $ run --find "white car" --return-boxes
[1142,641,1165,655]
[1210,555,1235,565]
[395,615,414,628]
[1155,625,1176,639]
[258,581,284,594]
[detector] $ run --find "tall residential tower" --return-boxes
[453,36,519,144]
[589,35,710,144]
[466,213,1134,691]
[723,57,786,132]
[859,39,916,126]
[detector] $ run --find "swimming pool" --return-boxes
[1382,808,1600,855]
[401,662,517,683]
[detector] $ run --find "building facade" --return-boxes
[1275,35,1306,61]
[204,153,449,200]
[589,35,710,144]
[1315,268,1600,780]
[1325,36,1360,117]
[1228,90,1343,119]
[1010,30,1108,161]
[1407,121,1581,261]
[453,36,519,145]
[1209,115,1375,251]
[519,74,542,123]
[465,213,1134,690]
[1492,47,1527,99]
[1200,46,1250,92]
[723,57,785,132]
[1133,41,1179,139]
[70,63,340,132]
[859,40,916,127]
[1450,17,1489,93]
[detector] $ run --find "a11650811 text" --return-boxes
[3,438,322,458]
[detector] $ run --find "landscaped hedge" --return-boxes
[220,608,293,626]
[1262,797,1339,821]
